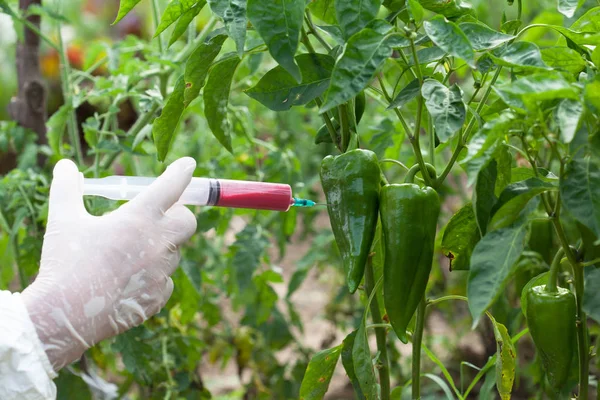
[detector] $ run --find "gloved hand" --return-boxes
[21,157,198,372]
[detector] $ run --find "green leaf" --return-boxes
[184,33,228,108]
[467,204,534,325]
[46,103,72,156]
[341,331,366,399]
[155,0,199,37]
[558,0,583,18]
[423,373,455,400]
[493,73,579,113]
[473,158,498,235]
[421,80,466,143]
[407,0,424,25]
[113,0,143,24]
[245,53,334,111]
[570,6,600,32]
[560,154,600,238]
[152,76,186,162]
[536,24,600,46]
[204,57,240,153]
[423,15,475,68]
[489,178,558,231]
[247,0,304,83]
[352,315,378,398]
[490,316,516,400]
[387,78,420,110]
[584,79,600,113]
[335,0,381,38]
[308,0,337,24]
[441,203,480,271]
[321,25,400,112]
[541,47,586,74]
[556,98,583,143]
[207,0,247,57]
[169,2,205,46]
[489,42,551,71]
[403,46,447,66]
[111,326,153,383]
[299,345,342,399]
[418,0,474,18]
[583,268,600,324]
[459,22,514,51]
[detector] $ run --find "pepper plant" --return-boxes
[2,0,600,398]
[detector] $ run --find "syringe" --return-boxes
[81,175,316,212]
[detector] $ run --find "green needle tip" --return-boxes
[292,198,316,207]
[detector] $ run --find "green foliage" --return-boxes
[1,0,600,397]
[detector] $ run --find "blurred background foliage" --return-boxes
[0,0,598,398]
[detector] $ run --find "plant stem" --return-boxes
[314,97,340,151]
[434,66,502,187]
[364,258,390,400]
[55,3,83,164]
[573,263,589,399]
[545,247,564,293]
[304,12,331,51]
[407,37,432,187]
[427,295,468,307]
[380,158,410,171]
[412,296,427,400]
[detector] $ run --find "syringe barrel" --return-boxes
[82,176,292,211]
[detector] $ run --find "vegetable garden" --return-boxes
[1,0,600,398]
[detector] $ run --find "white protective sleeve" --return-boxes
[0,290,57,400]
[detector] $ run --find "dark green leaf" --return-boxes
[155,0,198,37]
[489,42,551,71]
[403,46,447,66]
[421,80,466,143]
[314,119,339,144]
[560,154,600,238]
[558,0,583,18]
[352,318,378,398]
[541,47,586,74]
[152,76,186,162]
[493,73,579,113]
[423,15,475,68]
[473,158,498,235]
[299,345,342,399]
[204,57,241,153]
[489,178,558,231]
[184,33,228,107]
[56,370,93,400]
[341,331,366,399]
[245,53,334,111]
[207,0,247,57]
[556,99,583,143]
[335,0,381,38]
[467,203,535,325]
[111,326,154,383]
[441,203,480,271]
[418,0,474,18]
[247,0,304,82]
[387,78,420,110]
[459,22,514,51]
[583,268,600,324]
[230,225,270,293]
[169,2,205,46]
[490,316,516,399]
[321,24,400,112]
[113,0,143,24]
[308,0,337,24]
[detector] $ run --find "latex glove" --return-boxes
[21,157,198,372]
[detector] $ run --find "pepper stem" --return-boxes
[545,247,565,293]
[405,163,437,184]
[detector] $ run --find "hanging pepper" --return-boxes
[380,164,440,343]
[320,149,381,293]
[525,248,576,393]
